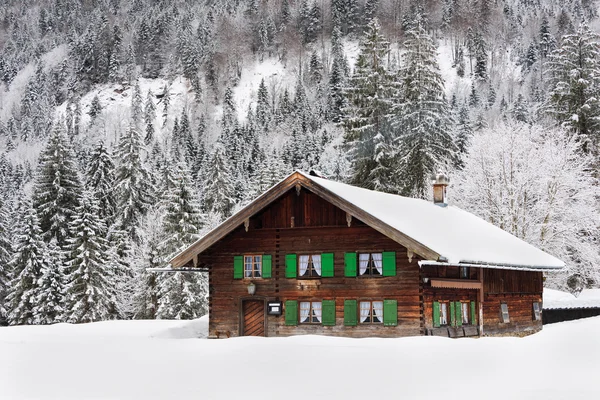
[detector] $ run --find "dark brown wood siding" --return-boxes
[482,269,543,335]
[202,222,422,338]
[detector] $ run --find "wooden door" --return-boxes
[242,300,265,336]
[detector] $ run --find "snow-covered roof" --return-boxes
[301,171,564,270]
[543,289,600,310]
[170,171,565,270]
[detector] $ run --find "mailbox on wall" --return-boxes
[267,301,283,315]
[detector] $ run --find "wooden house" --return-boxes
[169,171,564,338]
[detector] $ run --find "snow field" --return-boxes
[1,316,599,400]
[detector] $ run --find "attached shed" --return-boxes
[169,171,564,338]
[542,289,600,324]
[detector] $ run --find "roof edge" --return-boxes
[418,260,564,272]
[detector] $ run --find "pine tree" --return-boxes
[131,79,144,129]
[33,242,65,324]
[473,30,488,80]
[86,141,117,226]
[342,18,393,189]
[328,55,346,123]
[114,126,153,242]
[156,163,207,319]
[455,104,472,169]
[144,90,156,145]
[6,203,49,325]
[88,95,102,124]
[32,123,83,247]
[393,23,456,197]
[546,23,600,153]
[203,143,235,217]
[256,78,270,129]
[65,193,119,323]
[0,200,13,323]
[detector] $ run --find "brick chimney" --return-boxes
[432,172,449,206]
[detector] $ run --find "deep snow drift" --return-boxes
[1,316,599,400]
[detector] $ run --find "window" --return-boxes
[500,303,510,323]
[360,300,383,324]
[300,301,322,324]
[461,302,470,325]
[533,302,541,321]
[298,254,322,278]
[244,255,262,278]
[358,253,383,276]
[460,266,470,279]
[439,302,449,325]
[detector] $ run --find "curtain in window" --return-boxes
[300,301,310,323]
[372,253,383,274]
[360,301,371,323]
[312,255,322,276]
[299,255,309,276]
[312,302,322,323]
[359,254,370,275]
[461,303,469,324]
[244,256,253,277]
[373,301,383,323]
[440,303,448,325]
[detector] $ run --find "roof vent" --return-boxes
[432,171,449,207]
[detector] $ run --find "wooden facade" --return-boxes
[172,172,554,339]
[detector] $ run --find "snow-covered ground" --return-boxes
[2,316,599,400]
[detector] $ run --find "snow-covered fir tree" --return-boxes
[394,22,456,197]
[64,193,120,323]
[546,23,600,154]
[86,141,117,226]
[0,200,13,323]
[114,125,153,242]
[342,18,393,189]
[32,122,83,247]
[203,142,236,218]
[6,202,51,325]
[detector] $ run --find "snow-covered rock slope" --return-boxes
[1,316,598,400]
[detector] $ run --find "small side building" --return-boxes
[169,171,564,338]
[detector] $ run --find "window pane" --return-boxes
[462,303,469,324]
[372,301,383,323]
[312,302,322,323]
[298,255,310,276]
[312,255,322,276]
[358,254,370,275]
[440,303,448,325]
[244,256,253,277]
[300,302,310,323]
[360,301,371,323]
[372,253,383,275]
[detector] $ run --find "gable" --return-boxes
[251,187,359,229]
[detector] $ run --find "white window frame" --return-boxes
[461,302,470,325]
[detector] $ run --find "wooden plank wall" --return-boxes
[202,221,422,338]
[482,269,543,336]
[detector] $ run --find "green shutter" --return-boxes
[344,253,357,277]
[433,301,440,327]
[321,253,334,277]
[383,299,398,326]
[285,300,298,326]
[470,301,476,325]
[450,302,456,326]
[234,256,243,279]
[344,300,357,326]
[322,300,336,326]
[285,254,297,278]
[455,302,462,326]
[382,252,396,276]
[262,255,272,278]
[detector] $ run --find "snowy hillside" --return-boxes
[1,317,599,400]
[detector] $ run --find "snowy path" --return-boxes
[1,316,599,400]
